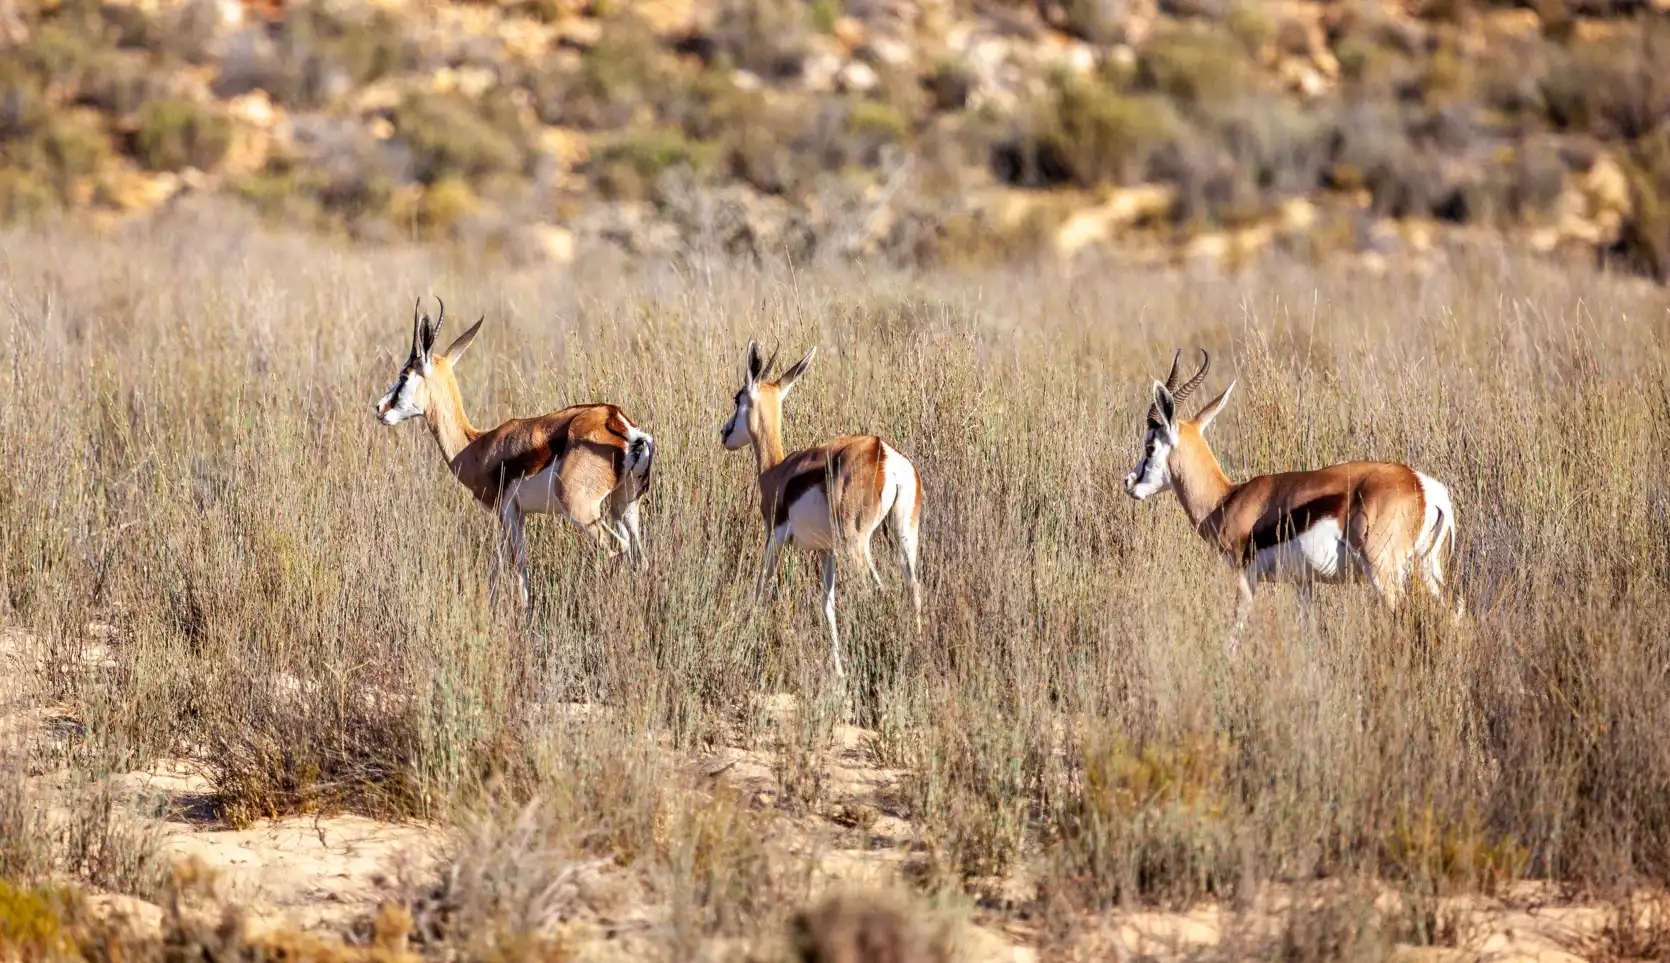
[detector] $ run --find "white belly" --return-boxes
[512,464,564,516]
[785,486,836,551]
[1250,518,1357,585]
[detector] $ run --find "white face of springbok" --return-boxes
[374,296,481,426]
[720,340,815,451]
[1124,385,1182,500]
[1123,349,1232,500]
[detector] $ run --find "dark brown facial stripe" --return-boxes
[775,468,831,527]
[1245,493,1349,561]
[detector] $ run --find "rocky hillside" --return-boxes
[3,0,1670,273]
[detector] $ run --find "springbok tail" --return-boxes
[624,427,654,480]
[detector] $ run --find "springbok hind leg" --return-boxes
[820,551,844,679]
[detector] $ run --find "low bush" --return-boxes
[1006,74,1184,187]
[131,98,231,173]
[392,91,529,185]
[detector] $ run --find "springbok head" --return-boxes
[720,340,816,451]
[1124,349,1235,500]
[375,296,483,426]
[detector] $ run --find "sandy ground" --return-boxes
[1,623,1659,961]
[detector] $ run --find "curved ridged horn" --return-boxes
[1174,349,1211,405]
[1147,349,1184,425]
[411,297,424,356]
[432,295,446,340]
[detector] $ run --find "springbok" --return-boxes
[1123,349,1460,644]
[720,341,922,676]
[374,297,654,603]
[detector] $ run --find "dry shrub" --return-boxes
[788,889,956,963]
[211,1,416,108]
[1541,16,1670,141]
[1048,731,1240,909]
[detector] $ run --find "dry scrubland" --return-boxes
[3,205,1670,959]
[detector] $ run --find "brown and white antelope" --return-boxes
[1124,349,1460,644]
[374,297,654,603]
[721,341,923,676]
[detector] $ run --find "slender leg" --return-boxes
[499,500,531,608]
[1228,569,1255,653]
[621,500,645,570]
[821,551,843,678]
[898,528,921,633]
[862,539,884,590]
[754,527,786,604]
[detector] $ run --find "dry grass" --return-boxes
[3,202,1670,956]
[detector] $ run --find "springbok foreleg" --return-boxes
[498,499,531,608]
[753,527,786,604]
[1228,569,1256,653]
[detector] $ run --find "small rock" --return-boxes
[552,16,602,49]
[832,16,867,52]
[537,126,590,170]
[863,35,914,67]
[803,48,843,93]
[226,90,275,129]
[454,65,496,99]
[531,223,577,265]
[837,60,879,94]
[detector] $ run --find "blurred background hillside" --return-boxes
[3,0,1669,274]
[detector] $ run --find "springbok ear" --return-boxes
[1194,380,1236,432]
[443,315,485,363]
[746,340,765,385]
[1150,380,1176,429]
[776,346,817,396]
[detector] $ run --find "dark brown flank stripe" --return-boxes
[1243,493,1349,562]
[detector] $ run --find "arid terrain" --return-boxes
[5,0,1670,276]
[3,203,1670,959]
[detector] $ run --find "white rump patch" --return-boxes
[624,424,654,478]
[1413,471,1455,559]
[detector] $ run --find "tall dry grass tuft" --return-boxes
[3,202,1670,950]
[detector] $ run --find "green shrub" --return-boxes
[1541,18,1670,140]
[7,111,112,199]
[528,16,679,130]
[1611,131,1670,283]
[1020,74,1183,187]
[1225,0,1276,55]
[392,92,528,185]
[131,98,231,172]
[213,3,415,108]
[708,0,811,81]
[73,50,164,117]
[1137,28,1256,108]
[0,168,56,222]
[1057,0,1126,45]
[592,127,718,200]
